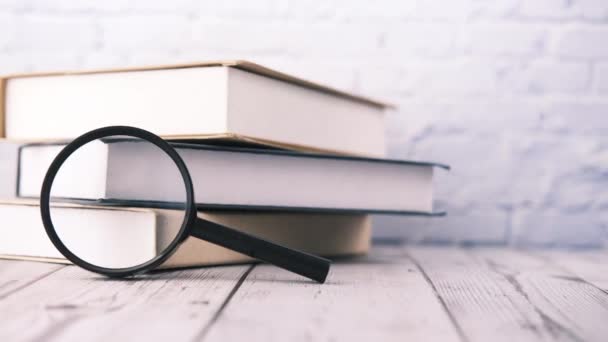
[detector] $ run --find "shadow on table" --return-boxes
[78,252,402,284]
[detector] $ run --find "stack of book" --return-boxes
[0,60,446,268]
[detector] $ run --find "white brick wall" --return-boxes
[0,0,606,247]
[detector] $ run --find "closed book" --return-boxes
[1,60,389,156]
[0,141,20,199]
[17,140,448,215]
[0,201,371,269]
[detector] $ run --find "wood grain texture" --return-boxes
[203,246,462,342]
[471,248,608,342]
[539,250,608,292]
[0,259,64,299]
[406,246,588,342]
[2,247,608,342]
[0,264,250,342]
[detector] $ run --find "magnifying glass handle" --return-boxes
[191,218,330,283]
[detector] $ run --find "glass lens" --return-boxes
[47,136,188,269]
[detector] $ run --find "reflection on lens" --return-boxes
[48,136,188,269]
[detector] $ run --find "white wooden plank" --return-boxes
[204,246,462,342]
[539,249,608,292]
[5,247,607,342]
[0,259,65,299]
[0,263,250,342]
[471,248,608,342]
[407,246,583,342]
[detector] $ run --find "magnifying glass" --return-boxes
[40,126,330,283]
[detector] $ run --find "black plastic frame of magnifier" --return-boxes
[39,126,330,283]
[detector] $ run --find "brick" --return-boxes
[123,52,184,67]
[80,51,128,69]
[573,0,608,20]
[556,27,608,59]
[101,15,191,53]
[502,61,590,94]
[355,66,406,99]
[282,23,382,60]
[128,0,198,13]
[384,104,438,157]
[395,61,501,96]
[511,209,605,247]
[436,100,543,134]
[373,211,508,245]
[593,146,608,212]
[543,101,608,134]
[281,0,334,21]
[549,171,608,211]
[397,134,515,209]
[507,134,597,176]
[190,21,285,55]
[8,14,97,52]
[0,0,30,10]
[494,135,599,208]
[519,0,577,19]
[27,0,128,12]
[415,0,481,20]
[190,0,286,22]
[0,13,16,49]
[282,0,419,22]
[595,63,608,93]
[0,51,84,73]
[386,100,542,145]
[468,0,521,19]
[0,52,33,74]
[383,22,457,58]
[458,23,548,57]
[330,0,417,20]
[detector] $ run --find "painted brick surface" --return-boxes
[0,0,605,246]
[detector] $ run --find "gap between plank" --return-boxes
[404,250,470,342]
[466,248,585,342]
[195,264,255,341]
[0,265,67,301]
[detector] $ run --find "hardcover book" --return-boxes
[0,60,390,156]
[0,141,19,199]
[0,201,371,269]
[17,140,448,215]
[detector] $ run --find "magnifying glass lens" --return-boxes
[47,136,188,270]
[42,126,329,282]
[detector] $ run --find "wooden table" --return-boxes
[1,245,607,342]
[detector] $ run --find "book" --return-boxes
[0,141,19,200]
[1,60,389,156]
[0,201,371,269]
[17,140,448,215]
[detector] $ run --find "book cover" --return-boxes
[1,60,392,156]
[0,201,371,269]
[17,140,449,215]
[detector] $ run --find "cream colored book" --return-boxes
[0,201,370,269]
[0,60,390,156]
